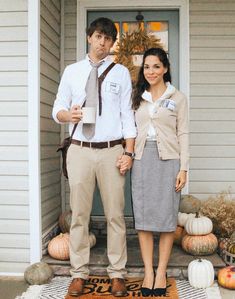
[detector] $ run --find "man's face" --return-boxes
[87,31,114,61]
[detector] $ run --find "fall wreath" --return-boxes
[114,28,163,83]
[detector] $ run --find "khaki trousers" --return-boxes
[67,143,127,279]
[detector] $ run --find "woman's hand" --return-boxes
[175,170,187,192]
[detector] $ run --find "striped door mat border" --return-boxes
[15,276,222,299]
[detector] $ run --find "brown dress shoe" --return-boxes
[68,278,86,297]
[111,278,127,297]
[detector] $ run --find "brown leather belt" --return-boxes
[71,139,123,149]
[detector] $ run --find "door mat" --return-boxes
[15,276,222,299]
[65,276,178,298]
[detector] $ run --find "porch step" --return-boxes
[42,235,226,279]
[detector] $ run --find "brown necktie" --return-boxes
[82,61,103,140]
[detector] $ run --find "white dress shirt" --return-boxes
[52,55,137,142]
[142,83,176,140]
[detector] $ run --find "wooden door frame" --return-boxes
[76,0,189,193]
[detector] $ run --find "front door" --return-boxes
[88,10,179,216]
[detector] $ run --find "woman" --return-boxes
[131,48,189,297]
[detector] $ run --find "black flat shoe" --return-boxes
[152,272,167,297]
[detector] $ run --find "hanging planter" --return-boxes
[188,259,214,289]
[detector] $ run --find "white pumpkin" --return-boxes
[89,232,96,248]
[177,212,196,227]
[188,259,214,289]
[185,213,213,235]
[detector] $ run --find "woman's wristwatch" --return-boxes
[123,151,135,159]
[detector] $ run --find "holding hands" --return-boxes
[116,154,133,175]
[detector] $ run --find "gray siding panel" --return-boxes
[0,0,29,273]
[189,0,235,198]
[40,0,61,234]
[64,0,77,210]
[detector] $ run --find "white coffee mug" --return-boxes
[82,107,96,124]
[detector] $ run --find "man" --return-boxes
[52,17,136,297]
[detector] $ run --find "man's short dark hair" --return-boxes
[86,17,117,42]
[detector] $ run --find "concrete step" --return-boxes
[42,235,226,279]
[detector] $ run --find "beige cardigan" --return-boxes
[134,89,189,171]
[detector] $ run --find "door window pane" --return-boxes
[147,21,168,51]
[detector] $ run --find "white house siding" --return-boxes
[189,0,235,199]
[40,0,62,235]
[0,0,29,273]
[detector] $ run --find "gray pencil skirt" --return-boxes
[131,140,180,232]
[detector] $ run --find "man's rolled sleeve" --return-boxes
[120,68,137,139]
[52,66,72,124]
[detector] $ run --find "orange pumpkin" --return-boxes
[218,266,235,289]
[48,233,70,260]
[173,226,186,246]
[182,233,218,256]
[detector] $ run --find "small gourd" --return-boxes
[48,233,70,260]
[24,262,54,285]
[177,212,196,227]
[188,259,214,289]
[218,266,235,289]
[218,237,230,252]
[182,233,218,255]
[185,212,213,236]
[227,243,235,254]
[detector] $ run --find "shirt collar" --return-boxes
[86,54,110,64]
[142,82,176,103]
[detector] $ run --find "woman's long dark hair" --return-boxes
[132,47,171,110]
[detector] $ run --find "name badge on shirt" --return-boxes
[161,99,176,111]
[105,81,120,94]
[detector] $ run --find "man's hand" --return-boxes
[56,105,82,123]
[175,170,187,192]
[70,105,82,124]
[116,154,133,175]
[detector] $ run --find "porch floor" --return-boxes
[42,235,225,279]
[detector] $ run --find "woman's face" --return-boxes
[143,55,167,87]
